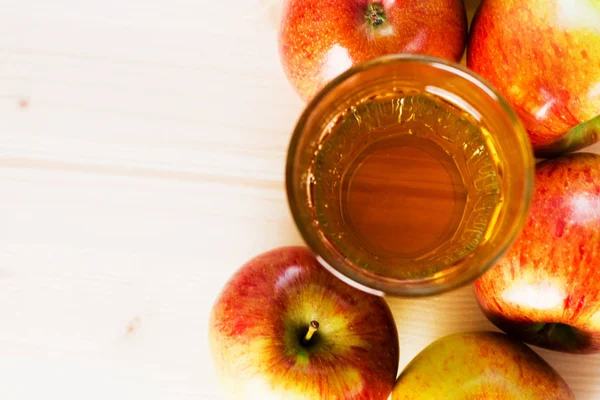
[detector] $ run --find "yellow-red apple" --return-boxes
[279,0,467,101]
[475,153,600,353]
[392,332,574,399]
[209,246,400,399]
[467,0,600,156]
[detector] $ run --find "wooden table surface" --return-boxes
[1,0,599,398]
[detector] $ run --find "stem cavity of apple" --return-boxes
[365,3,386,28]
[524,322,588,352]
[304,320,319,342]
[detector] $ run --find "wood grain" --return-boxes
[0,0,598,399]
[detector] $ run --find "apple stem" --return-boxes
[365,3,386,28]
[304,320,319,342]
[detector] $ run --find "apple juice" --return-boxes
[310,91,503,279]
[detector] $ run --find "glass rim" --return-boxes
[285,54,534,297]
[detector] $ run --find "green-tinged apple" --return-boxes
[392,332,574,400]
[475,153,600,353]
[279,0,467,101]
[467,0,600,157]
[209,246,399,399]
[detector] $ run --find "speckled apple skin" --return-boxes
[209,246,399,400]
[392,332,574,400]
[474,153,600,353]
[468,0,600,155]
[278,0,467,101]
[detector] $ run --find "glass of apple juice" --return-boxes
[286,55,534,297]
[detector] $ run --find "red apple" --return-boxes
[279,0,467,101]
[392,332,574,399]
[474,153,600,353]
[209,246,400,399]
[467,0,600,157]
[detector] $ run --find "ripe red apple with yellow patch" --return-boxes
[279,0,467,101]
[209,246,400,399]
[392,332,574,399]
[475,153,600,353]
[467,0,600,157]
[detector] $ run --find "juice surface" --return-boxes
[312,92,502,278]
